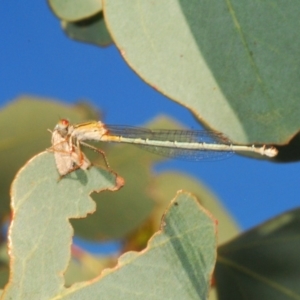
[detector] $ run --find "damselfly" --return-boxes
[49,119,278,175]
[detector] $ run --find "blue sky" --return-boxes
[1,1,299,231]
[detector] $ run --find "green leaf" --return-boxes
[48,0,102,22]
[215,208,300,299]
[0,96,98,219]
[104,1,300,145]
[150,172,239,245]
[62,13,113,47]
[4,157,216,299]
[2,152,121,299]
[63,192,217,299]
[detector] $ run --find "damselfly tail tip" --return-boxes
[262,146,278,157]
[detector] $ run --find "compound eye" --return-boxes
[57,119,69,129]
[54,119,70,131]
[60,119,69,127]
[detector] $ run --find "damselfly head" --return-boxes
[54,119,70,137]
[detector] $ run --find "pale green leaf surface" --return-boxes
[150,172,239,245]
[49,0,102,21]
[0,96,98,218]
[104,1,300,144]
[62,13,113,47]
[2,152,120,300]
[60,191,217,300]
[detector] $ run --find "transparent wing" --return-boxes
[104,125,234,161]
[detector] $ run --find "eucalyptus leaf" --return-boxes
[2,152,121,299]
[104,1,300,146]
[62,13,113,47]
[3,156,217,299]
[49,0,102,21]
[63,192,217,300]
[150,172,239,245]
[216,208,300,299]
